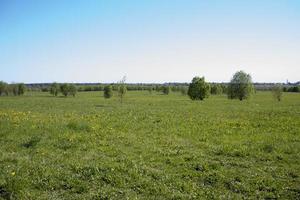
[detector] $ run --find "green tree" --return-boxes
[60,83,69,97]
[155,85,160,92]
[180,86,188,95]
[147,87,153,94]
[5,84,13,96]
[0,81,7,96]
[288,86,299,92]
[69,84,77,97]
[99,85,104,91]
[162,86,170,95]
[17,83,26,95]
[188,76,210,100]
[227,71,254,100]
[171,86,179,92]
[104,85,113,99]
[272,84,283,101]
[283,87,287,92]
[112,84,118,91]
[11,84,19,96]
[50,83,60,96]
[211,84,222,95]
[118,76,127,103]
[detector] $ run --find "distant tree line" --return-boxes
[187,71,254,101]
[103,76,127,104]
[49,83,77,97]
[283,86,300,93]
[24,82,299,93]
[2,77,298,100]
[186,71,300,101]
[0,81,26,96]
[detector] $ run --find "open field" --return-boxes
[0,91,299,199]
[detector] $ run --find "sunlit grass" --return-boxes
[0,91,299,199]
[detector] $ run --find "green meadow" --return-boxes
[0,91,299,199]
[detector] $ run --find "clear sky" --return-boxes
[0,0,299,83]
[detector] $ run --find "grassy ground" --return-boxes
[0,91,299,199]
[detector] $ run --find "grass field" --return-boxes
[0,91,299,199]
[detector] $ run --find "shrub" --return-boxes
[104,85,113,99]
[112,84,118,91]
[99,85,104,91]
[188,76,210,100]
[50,82,60,96]
[147,87,153,94]
[0,81,7,96]
[118,76,127,103]
[221,84,228,94]
[11,84,19,96]
[283,87,287,92]
[155,85,160,92]
[69,84,77,97]
[60,83,70,97]
[118,85,127,103]
[180,86,188,95]
[272,84,283,101]
[0,83,26,96]
[162,86,170,95]
[287,86,299,93]
[84,86,92,91]
[41,87,49,92]
[5,84,13,95]
[211,84,222,95]
[227,71,254,100]
[171,86,179,92]
[17,83,26,95]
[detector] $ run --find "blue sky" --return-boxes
[0,0,299,83]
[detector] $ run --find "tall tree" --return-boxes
[69,84,77,97]
[60,83,70,97]
[0,81,7,96]
[17,83,26,95]
[227,71,254,100]
[162,86,170,95]
[188,77,210,100]
[118,76,127,103]
[272,84,283,101]
[50,83,60,96]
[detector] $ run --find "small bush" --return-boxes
[147,87,153,94]
[50,82,60,96]
[118,76,127,103]
[188,76,210,100]
[104,85,113,99]
[287,86,299,93]
[0,81,7,96]
[69,84,77,97]
[272,84,283,101]
[180,86,188,95]
[60,84,70,97]
[17,83,26,95]
[211,84,222,95]
[0,82,26,96]
[162,86,170,95]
